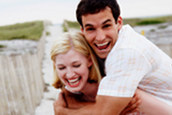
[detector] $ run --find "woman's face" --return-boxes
[55,49,92,92]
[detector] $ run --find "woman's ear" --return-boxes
[88,56,93,67]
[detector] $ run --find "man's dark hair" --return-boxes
[76,0,120,27]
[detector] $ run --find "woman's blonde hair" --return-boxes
[51,32,101,89]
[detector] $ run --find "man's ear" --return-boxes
[81,26,84,33]
[88,56,93,67]
[117,16,123,31]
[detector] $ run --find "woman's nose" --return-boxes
[66,68,75,78]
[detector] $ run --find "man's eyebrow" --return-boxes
[103,19,112,24]
[84,19,112,28]
[84,24,93,28]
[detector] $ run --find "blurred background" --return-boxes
[0,0,172,26]
[0,0,172,115]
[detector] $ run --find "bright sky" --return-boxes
[0,0,172,26]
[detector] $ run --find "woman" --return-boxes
[50,32,101,108]
[51,32,172,114]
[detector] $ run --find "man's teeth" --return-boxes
[96,42,108,47]
[68,78,79,83]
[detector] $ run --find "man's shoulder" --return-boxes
[115,24,157,54]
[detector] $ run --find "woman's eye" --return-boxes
[58,66,65,70]
[73,64,81,68]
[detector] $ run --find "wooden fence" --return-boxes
[0,22,47,115]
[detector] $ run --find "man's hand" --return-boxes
[120,89,141,115]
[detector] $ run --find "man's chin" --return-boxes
[97,54,108,59]
[94,48,110,59]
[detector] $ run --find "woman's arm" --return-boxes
[54,94,131,115]
[59,82,98,109]
[61,89,91,109]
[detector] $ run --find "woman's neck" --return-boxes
[80,82,99,101]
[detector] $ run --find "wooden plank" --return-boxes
[0,55,9,115]
[0,36,45,115]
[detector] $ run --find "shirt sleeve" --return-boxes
[97,48,151,97]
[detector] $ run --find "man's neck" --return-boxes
[96,56,106,77]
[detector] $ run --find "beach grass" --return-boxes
[62,20,80,32]
[0,21,44,41]
[0,44,6,48]
[63,15,172,31]
[123,15,172,26]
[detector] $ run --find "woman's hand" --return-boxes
[53,92,67,115]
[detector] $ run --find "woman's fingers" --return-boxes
[55,92,67,107]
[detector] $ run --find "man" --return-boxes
[54,0,172,114]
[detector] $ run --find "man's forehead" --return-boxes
[81,7,114,27]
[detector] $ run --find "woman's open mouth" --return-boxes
[67,77,81,87]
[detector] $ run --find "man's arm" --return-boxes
[54,93,131,115]
[137,89,172,115]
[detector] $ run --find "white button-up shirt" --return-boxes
[98,25,172,106]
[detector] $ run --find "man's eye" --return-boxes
[103,24,111,28]
[86,28,95,31]
[73,64,81,68]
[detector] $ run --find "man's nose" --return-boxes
[66,68,75,78]
[96,29,106,41]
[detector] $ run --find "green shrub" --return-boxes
[46,31,50,36]
[63,15,172,31]
[136,20,164,25]
[158,25,168,29]
[62,24,68,32]
[150,29,155,32]
[123,15,172,26]
[0,21,44,41]
[62,20,80,32]
[67,21,80,29]
[0,45,6,48]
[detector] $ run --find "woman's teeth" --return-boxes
[68,77,79,83]
[68,77,81,87]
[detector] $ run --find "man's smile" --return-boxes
[95,41,110,50]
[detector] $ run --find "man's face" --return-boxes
[81,7,122,59]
